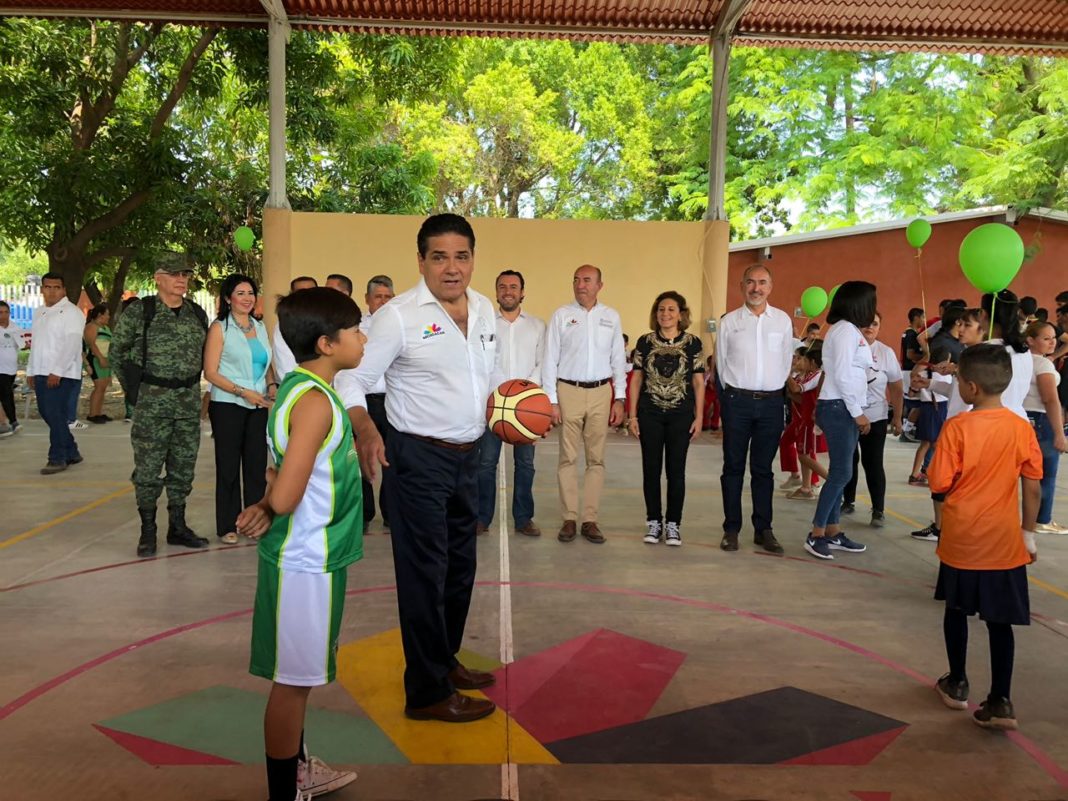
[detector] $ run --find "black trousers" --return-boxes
[843,418,888,511]
[0,373,16,423]
[386,425,480,708]
[208,401,268,538]
[637,406,693,524]
[720,390,786,534]
[361,393,390,524]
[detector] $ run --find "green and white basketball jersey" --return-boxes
[259,367,363,572]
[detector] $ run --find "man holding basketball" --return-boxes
[477,270,546,537]
[544,265,627,544]
[337,214,498,724]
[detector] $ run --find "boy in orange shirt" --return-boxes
[927,344,1041,730]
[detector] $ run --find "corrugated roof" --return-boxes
[1,0,1066,55]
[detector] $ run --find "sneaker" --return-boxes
[911,524,940,542]
[935,673,969,710]
[840,502,856,515]
[907,474,928,487]
[973,697,1018,731]
[0,423,12,438]
[780,475,802,490]
[40,461,67,474]
[68,420,89,431]
[643,519,662,544]
[10,421,20,433]
[664,522,682,547]
[1035,521,1068,534]
[870,511,885,528]
[804,535,834,560]
[297,752,357,797]
[827,533,866,553]
[123,416,132,423]
[899,431,919,444]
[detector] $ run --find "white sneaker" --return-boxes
[294,790,312,801]
[1036,521,1068,534]
[643,519,662,544]
[297,753,357,797]
[0,424,13,438]
[664,522,682,547]
[68,420,89,431]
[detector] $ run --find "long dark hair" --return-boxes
[827,281,877,328]
[218,274,258,327]
[86,303,109,324]
[981,290,1027,353]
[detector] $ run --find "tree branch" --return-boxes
[69,189,153,252]
[150,27,219,141]
[84,245,134,270]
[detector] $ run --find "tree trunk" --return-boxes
[107,252,135,319]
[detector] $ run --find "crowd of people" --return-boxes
[4,213,1066,800]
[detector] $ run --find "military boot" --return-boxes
[137,507,158,558]
[166,505,209,549]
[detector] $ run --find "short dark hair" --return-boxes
[958,343,1012,395]
[928,344,951,365]
[41,272,65,286]
[1036,307,1049,322]
[1019,296,1038,316]
[218,273,259,323]
[805,322,820,333]
[417,213,475,258]
[951,299,967,308]
[908,307,924,323]
[278,287,362,363]
[496,269,525,290]
[938,299,953,312]
[1057,304,1068,317]
[803,339,823,368]
[939,305,966,333]
[1056,291,1068,304]
[648,290,692,331]
[366,275,393,295]
[290,276,318,292]
[326,273,353,296]
[0,300,9,311]
[827,281,877,328]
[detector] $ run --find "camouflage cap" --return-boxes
[154,252,191,274]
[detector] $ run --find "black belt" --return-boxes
[406,432,479,453]
[142,373,200,389]
[559,378,611,389]
[367,393,385,399]
[724,385,781,400]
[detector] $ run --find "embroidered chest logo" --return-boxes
[565,318,579,327]
[422,323,445,339]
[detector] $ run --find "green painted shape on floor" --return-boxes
[98,685,407,765]
[457,647,502,673]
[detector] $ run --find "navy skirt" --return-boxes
[916,401,948,443]
[935,563,1030,626]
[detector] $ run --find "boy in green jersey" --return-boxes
[237,287,366,801]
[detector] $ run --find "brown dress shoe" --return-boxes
[476,523,489,535]
[516,522,541,537]
[558,520,577,542]
[755,529,784,554]
[581,522,605,544]
[449,663,497,690]
[405,692,496,723]
[720,531,739,551]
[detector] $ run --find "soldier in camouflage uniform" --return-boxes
[110,253,210,556]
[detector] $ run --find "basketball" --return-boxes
[486,379,553,445]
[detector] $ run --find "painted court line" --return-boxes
[0,486,132,551]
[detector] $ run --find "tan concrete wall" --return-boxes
[263,211,711,344]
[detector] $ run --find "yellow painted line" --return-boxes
[0,486,133,550]
[336,628,557,765]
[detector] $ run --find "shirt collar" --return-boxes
[496,309,527,322]
[571,300,601,314]
[416,278,480,311]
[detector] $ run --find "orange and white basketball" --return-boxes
[486,379,553,445]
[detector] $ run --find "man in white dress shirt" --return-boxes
[271,275,318,380]
[27,273,86,473]
[336,214,497,724]
[715,264,794,554]
[477,270,546,537]
[359,274,395,528]
[543,265,626,544]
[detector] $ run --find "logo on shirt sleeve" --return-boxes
[422,323,445,339]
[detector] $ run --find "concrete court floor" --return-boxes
[2,419,1068,801]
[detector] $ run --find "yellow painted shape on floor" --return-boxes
[0,486,132,550]
[336,628,557,765]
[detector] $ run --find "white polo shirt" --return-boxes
[336,279,496,444]
[715,303,794,393]
[863,339,904,422]
[542,301,627,403]
[0,323,26,375]
[492,309,545,388]
[27,298,85,379]
[359,313,387,395]
[271,321,297,380]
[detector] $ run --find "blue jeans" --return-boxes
[812,400,861,529]
[1027,411,1060,525]
[477,429,535,527]
[34,377,81,464]
[720,389,785,534]
[66,377,81,423]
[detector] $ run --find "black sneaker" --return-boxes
[973,696,1017,730]
[870,511,885,528]
[935,673,969,710]
[840,502,856,515]
[643,519,662,544]
[911,524,940,542]
[804,535,834,560]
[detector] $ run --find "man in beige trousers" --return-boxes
[543,265,627,544]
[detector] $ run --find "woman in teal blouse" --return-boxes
[203,274,275,543]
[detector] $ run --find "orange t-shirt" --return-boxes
[928,408,1043,571]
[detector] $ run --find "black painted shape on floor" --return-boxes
[546,685,907,765]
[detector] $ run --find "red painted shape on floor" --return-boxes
[850,792,893,801]
[484,629,599,711]
[93,724,239,766]
[780,726,906,766]
[491,628,686,744]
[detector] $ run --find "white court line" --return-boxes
[497,449,519,801]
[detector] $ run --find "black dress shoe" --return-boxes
[720,531,739,551]
[405,692,496,723]
[449,663,496,690]
[67,454,84,465]
[754,529,784,555]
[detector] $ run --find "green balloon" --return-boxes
[958,223,1024,293]
[800,286,828,318]
[828,284,841,306]
[234,226,255,252]
[906,218,932,249]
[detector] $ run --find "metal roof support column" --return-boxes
[261,0,291,209]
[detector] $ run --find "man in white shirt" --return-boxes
[477,270,546,537]
[27,273,86,473]
[271,275,318,380]
[715,264,794,554]
[359,273,395,528]
[336,214,497,725]
[543,265,626,544]
[0,300,27,434]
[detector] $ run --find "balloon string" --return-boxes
[990,295,997,340]
[916,249,929,353]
